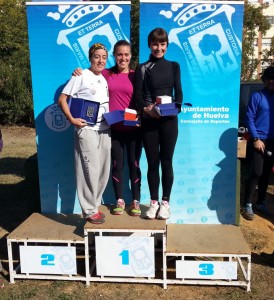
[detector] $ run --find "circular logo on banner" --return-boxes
[44,104,70,132]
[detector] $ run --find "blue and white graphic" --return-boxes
[27,1,244,224]
[139,1,244,224]
[26,2,131,213]
[20,245,77,274]
[176,260,237,279]
[55,4,129,68]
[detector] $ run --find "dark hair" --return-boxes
[261,66,274,81]
[113,40,131,56]
[109,40,132,74]
[147,28,169,48]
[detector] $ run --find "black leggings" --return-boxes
[141,116,178,202]
[244,139,274,205]
[111,129,142,201]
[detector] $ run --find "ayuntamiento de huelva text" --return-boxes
[181,106,230,124]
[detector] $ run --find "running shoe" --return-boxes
[242,203,254,220]
[113,199,125,215]
[87,212,105,224]
[98,211,105,218]
[157,201,170,220]
[145,200,159,219]
[130,200,141,216]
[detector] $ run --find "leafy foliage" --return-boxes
[261,36,274,68]
[130,0,139,69]
[241,0,271,81]
[0,0,273,124]
[0,0,33,125]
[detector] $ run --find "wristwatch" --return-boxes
[253,138,259,142]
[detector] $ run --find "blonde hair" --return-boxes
[89,43,108,59]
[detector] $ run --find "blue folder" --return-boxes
[68,97,100,125]
[103,110,124,125]
[123,120,141,126]
[156,103,179,116]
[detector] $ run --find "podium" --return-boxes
[164,224,251,291]
[7,213,88,284]
[7,208,251,290]
[84,205,166,285]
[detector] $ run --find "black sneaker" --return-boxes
[242,204,254,220]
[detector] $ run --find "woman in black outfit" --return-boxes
[134,28,183,220]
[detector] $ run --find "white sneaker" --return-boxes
[157,201,170,220]
[145,200,160,219]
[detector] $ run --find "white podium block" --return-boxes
[20,245,77,275]
[84,205,166,285]
[7,213,87,283]
[165,224,251,291]
[176,261,237,280]
[95,236,155,277]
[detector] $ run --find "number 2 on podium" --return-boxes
[119,250,129,265]
[41,254,55,266]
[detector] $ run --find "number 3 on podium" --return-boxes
[199,263,214,275]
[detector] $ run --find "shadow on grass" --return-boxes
[0,153,40,233]
[0,180,40,233]
[0,173,40,277]
[251,252,274,268]
[0,157,26,177]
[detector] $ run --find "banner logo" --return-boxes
[160,4,242,93]
[45,104,70,132]
[47,4,129,68]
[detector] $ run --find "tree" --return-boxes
[199,34,223,74]
[130,0,139,68]
[241,0,271,81]
[1,0,272,124]
[261,36,274,67]
[0,0,33,125]
[0,0,140,126]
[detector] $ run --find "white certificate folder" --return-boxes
[68,97,100,125]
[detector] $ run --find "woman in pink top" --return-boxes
[105,40,142,216]
[74,40,142,216]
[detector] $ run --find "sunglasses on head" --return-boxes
[93,43,107,51]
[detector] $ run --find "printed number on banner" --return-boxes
[41,254,55,266]
[119,250,129,265]
[199,263,214,275]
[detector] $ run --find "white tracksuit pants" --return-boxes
[74,127,111,217]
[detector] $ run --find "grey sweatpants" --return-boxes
[74,127,111,217]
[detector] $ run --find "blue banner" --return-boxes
[26,2,131,213]
[139,1,244,224]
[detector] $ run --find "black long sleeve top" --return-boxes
[134,55,183,110]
